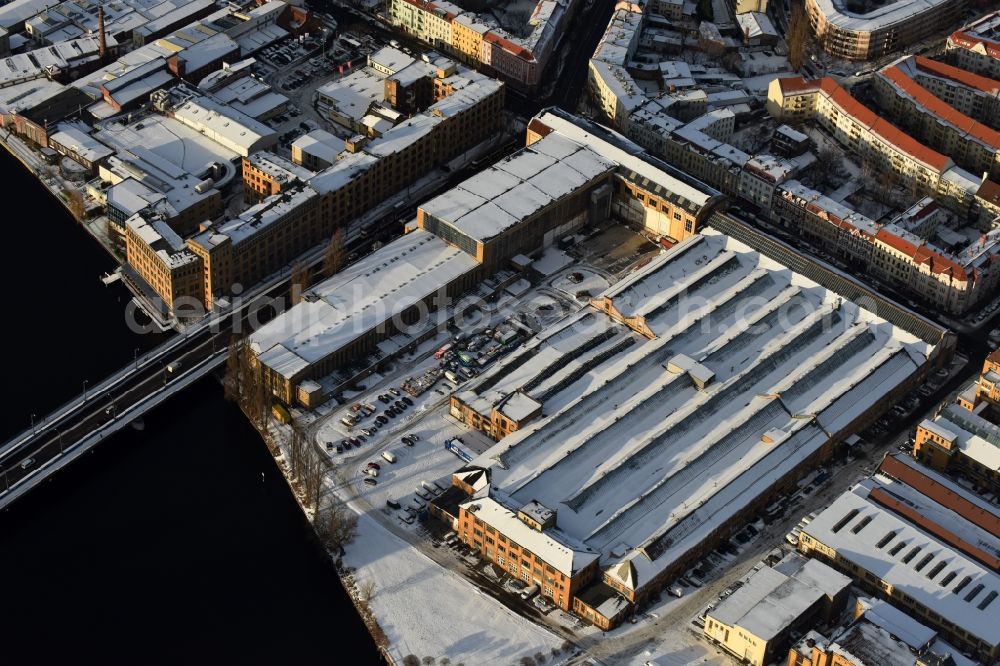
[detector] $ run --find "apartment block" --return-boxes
[387,0,569,88]
[805,0,965,61]
[947,11,1000,79]
[874,58,1000,179]
[766,76,983,215]
[771,181,1000,315]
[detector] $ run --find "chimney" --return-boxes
[97,5,107,61]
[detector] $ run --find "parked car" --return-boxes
[363,477,377,487]
[382,451,397,463]
[389,388,401,396]
[408,497,425,510]
[367,462,381,470]
[415,488,432,500]
[402,396,413,406]
[341,439,351,450]
[325,441,334,451]
[363,467,378,478]
[401,436,414,446]
[398,510,414,523]
[376,415,389,425]
[386,498,401,509]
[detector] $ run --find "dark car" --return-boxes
[325,441,334,451]
[335,445,343,454]
[367,462,381,470]
[357,435,367,443]
[299,121,310,130]
[394,400,405,410]
[363,477,377,486]
[402,436,414,446]
[385,409,396,418]
[378,395,390,404]
[376,415,389,425]
[342,440,352,450]
[402,396,413,406]
[349,437,360,446]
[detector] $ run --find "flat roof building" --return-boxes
[799,453,1000,663]
[456,221,947,623]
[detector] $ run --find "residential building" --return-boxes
[947,11,1000,79]
[874,57,1000,179]
[805,0,966,61]
[771,180,1000,315]
[766,76,983,215]
[387,0,569,88]
[900,56,1000,131]
[798,453,1000,663]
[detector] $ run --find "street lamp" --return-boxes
[30,413,36,434]
[134,348,140,370]
[82,379,89,400]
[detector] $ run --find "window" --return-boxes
[521,571,530,582]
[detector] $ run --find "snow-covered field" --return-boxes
[343,510,568,665]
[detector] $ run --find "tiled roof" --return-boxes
[881,65,1000,152]
[914,56,1000,94]
[817,77,951,172]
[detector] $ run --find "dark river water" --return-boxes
[0,148,380,663]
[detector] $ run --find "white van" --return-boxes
[445,370,461,384]
[381,451,397,464]
[519,584,539,600]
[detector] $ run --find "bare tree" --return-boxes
[787,4,812,73]
[223,335,244,403]
[314,498,358,553]
[290,261,311,304]
[302,448,325,508]
[65,189,86,221]
[359,579,377,602]
[289,423,308,479]
[322,227,346,278]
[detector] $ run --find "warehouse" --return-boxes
[459,227,947,623]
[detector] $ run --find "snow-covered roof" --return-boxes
[194,186,317,247]
[857,598,937,650]
[803,478,1000,650]
[170,93,277,157]
[246,151,314,184]
[462,496,599,577]
[292,129,345,165]
[49,123,114,163]
[927,404,1000,472]
[465,227,935,594]
[251,230,478,379]
[419,132,616,243]
[809,0,954,34]
[709,555,849,639]
[499,392,542,422]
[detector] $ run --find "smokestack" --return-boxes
[98,5,107,61]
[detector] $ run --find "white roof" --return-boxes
[809,0,957,34]
[292,129,345,164]
[461,496,599,577]
[499,392,542,422]
[857,598,937,650]
[803,480,1000,648]
[931,404,1000,472]
[709,556,849,640]
[419,132,616,243]
[465,227,935,593]
[251,230,478,379]
[170,94,276,156]
[535,110,715,208]
[195,186,318,247]
[49,123,114,163]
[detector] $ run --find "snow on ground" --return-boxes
[342,511,567,665]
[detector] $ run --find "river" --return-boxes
[0,149,380,662]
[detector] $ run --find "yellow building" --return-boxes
[450,15,488,64]
[703,555,851,666]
